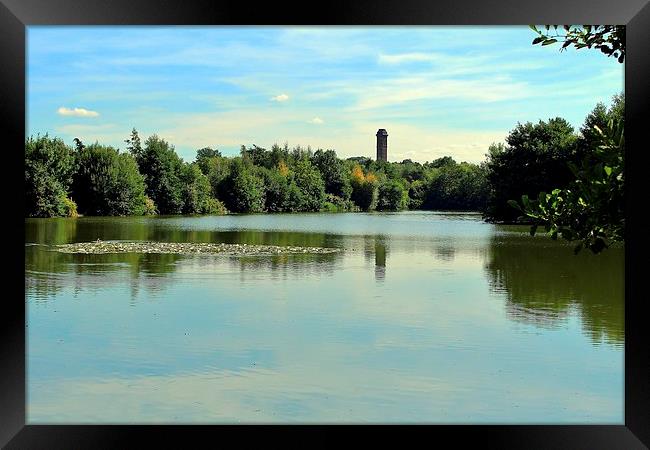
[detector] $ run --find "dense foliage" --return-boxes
[72,143,150,216]
[511,97,625,253]
[25,135,77,217]
[26,128,494,217]
[484,118,579,222]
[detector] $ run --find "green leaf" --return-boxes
[507,199,522,211]
[604,166,612,176]
[538,191,547,205]
[532,37,544,45]
[541,39,558,46]
[529,25,539,32]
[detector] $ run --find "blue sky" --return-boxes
[27,26,623,163]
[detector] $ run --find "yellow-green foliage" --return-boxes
[143,196,158,215]
[350,164,378,211]
[61,196,78,218]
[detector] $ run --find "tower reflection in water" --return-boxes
[374,239,386,282]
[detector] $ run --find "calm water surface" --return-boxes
[25,212,624,423]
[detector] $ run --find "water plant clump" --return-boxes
[54,240,341,256]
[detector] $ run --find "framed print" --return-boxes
[2,0,648,447]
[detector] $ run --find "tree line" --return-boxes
[25,94,623,228]
[24,130,489,217]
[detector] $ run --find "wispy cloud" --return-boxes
[57,106,99,117]
[378,52,444,64]
[309,117,324,124]
[348,76,532,111]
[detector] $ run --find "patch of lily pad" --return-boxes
[54,240,341,256]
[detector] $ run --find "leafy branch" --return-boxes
[509,119,624,254]
[529,25,625,63]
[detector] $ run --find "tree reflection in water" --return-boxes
[484,234,624,346]
[25,217,344,301]
[26,217,624,346]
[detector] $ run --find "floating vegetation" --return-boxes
[54,240,342,256]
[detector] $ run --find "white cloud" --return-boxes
[57,106,100,117]
[309,117,324,124]
[270,94,289,102]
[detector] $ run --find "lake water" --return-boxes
[25,211,624,423]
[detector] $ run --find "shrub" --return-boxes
[61,196,79,218]
[143,196,158,215]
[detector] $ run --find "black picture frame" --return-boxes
[2,0,648,447]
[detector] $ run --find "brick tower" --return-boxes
[376,129,388,161]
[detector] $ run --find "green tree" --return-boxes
[72,143,149,216]
[423,162,488,210]
[427,156,456,169]
[195,147,222,175]
[136,135,185,214]
[221,158,265,213]
[408,179,429,209]
[25,135,77,217]
[369,159,400,180]
[346,156,372,169]
[350,165,378,211]
[484,118,578,221]
[311,149,352,200]
[179,163,223,214]
[241,144,271,169]
[579,93,624,153]
[512,111,624,253]
[203,154,232,200]
[398,159,425,183]
[377,179,408,211]
[268,143,290,170]
[258,166,292,212]
[291,158,326,211]
[124,128,143,160]
[288,145,313,166]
